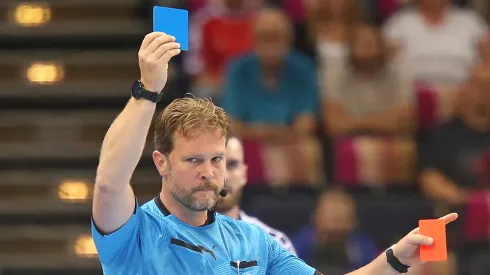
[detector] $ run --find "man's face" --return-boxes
[254,12,291,68]
[164,129,226,211]
[216,137,247,212]
[420,0,449,11]
[314,193,356,242]
[223,0,245,10]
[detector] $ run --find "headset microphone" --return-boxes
[219,180,228,197]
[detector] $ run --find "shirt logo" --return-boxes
[170,238,216,260]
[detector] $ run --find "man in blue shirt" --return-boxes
[91,31,458,275]
[222,8,318,142]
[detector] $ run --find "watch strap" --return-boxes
[386,248,410,273]
[131,80,163,103]
[138,89,163,103]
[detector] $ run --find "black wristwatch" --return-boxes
[386,248,410,273]
[131,80,163,103]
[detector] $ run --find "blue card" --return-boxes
[153,6,189,51]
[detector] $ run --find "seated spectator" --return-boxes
[185,0,259,101]
[323,23,414,136]
[383,0,489,87]
[419,62,490,275]
[419,63,490,206]
[292,189,378,275]
[303,0,365,65]
[222,7,319,143]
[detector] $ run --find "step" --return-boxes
[0,168,161,218]
[0,0,145,39]
[0,225,101,270]
[0,50,179,101]
[0,109,159,160]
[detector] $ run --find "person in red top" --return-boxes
[200,0,256,89]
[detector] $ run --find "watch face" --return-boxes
[131,80,142,98]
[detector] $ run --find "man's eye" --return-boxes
[188,158,200,163]
[227,160,239,169]
[212,157,223,163]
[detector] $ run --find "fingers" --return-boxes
[439,212,458,224]
[140,32,166,51]
[405,233,433,246]
[145,34,176,55]
[159,48,181,63]
[153,42,181,60]
[411,213,458,234]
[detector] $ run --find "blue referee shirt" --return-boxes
[91,197,319,275]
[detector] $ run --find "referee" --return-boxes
[91,32,458,275]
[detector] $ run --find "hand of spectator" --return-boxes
[138,32,181,93]
[392,213,458,267]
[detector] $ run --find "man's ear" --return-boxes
[153,150,168,177]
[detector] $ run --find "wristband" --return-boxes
[386,248,410,273]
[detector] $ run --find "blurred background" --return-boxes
[1,0,490,274]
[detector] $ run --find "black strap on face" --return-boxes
[386,248,409,273]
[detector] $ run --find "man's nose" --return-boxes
[200,161,214,180]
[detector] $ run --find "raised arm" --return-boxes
[92,32,181,234]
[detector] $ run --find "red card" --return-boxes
[419,219,447,262]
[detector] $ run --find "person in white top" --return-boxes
[215,135,297,255]
[383,0,489,87]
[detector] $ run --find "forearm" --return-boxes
[96,97,156,189]
[232,121,291,141]
[93,97,156,233]
[333,107,412,135]
[352,107,412,134]
[421,169,468,205]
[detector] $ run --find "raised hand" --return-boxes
[138,32,181,93]
[392,213,458,267]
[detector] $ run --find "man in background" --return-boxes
[216,135,297,255]
[222,8,318,142]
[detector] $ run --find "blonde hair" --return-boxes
[154,96,231,154]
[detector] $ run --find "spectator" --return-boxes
[216,135,297,255]
[305,0,364,66]
[383,0,489,87]
[185,0,260,101]
[292,189,378,275]
[419,63,490,206]
[222,7,318,143]
[323,24,414,136]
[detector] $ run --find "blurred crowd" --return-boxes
[150,0,490,274]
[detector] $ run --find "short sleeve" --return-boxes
[91,200,141,266]
[464,10,488,44]
[222,60,246,120]
[265,228,316,275]
[382,12,405,42]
